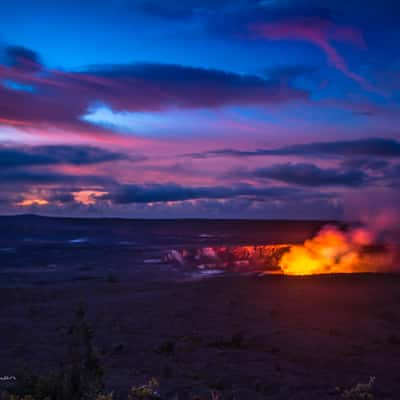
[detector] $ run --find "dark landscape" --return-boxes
[2,1,400,398]
[1,216,399,399]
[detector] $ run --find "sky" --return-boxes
[0,0,400,219]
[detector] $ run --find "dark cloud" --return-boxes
[251,163,369,187]
[0,170,79,185]
[0,187,341,220]
[90,63,307,108]
[340,157,390,171]
[0,53,308,130]
[4,45,42,72]
[186,138,400,159]
[278,138,400,157]
[131,0,400,30]
[0,145,131,167]
[0,169,114,186]
[103,183,331,204]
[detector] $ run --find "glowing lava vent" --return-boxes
[165,225,396,276]
[279,225,392,275]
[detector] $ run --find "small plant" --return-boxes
[210,392,221,400]
[112,342,127,354]
[0,376,16,382]
[5,302,104,400]
[340,377,376,400]
[128,378,159,399]
[95,394,114,400]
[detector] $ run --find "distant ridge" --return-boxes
[0,213,339,223]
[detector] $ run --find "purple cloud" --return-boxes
[0,47,308,131]
[252,162,369,187]
[186,138,400,159]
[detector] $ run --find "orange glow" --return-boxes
[279,225,386,275]
[165,244,291,272]
[166,225,396,275]
[16,198,49,207]
[73,190,107,205]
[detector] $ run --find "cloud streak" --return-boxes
[186,138,400,159]
[102,183,330,204]
[251,163,369,187]
[251,17,381,93]
[0,144,131,167]
[0,47,308,132]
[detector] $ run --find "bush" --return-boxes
[5,302,104,400]
[128,378,159,400]
[341,377,376,400]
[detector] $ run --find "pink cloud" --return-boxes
[252,17,382,95]
[0,54,308,135]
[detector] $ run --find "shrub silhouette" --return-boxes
[8,302,104,400]
[340,377,376,400]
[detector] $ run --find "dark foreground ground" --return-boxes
[0,216,399,399]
